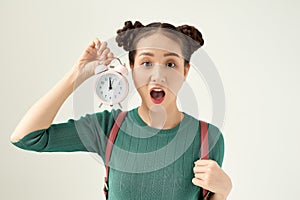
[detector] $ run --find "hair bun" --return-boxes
[116,21,144,51]
[176,25,204,53]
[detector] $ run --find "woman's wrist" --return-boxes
[67,62,93,89]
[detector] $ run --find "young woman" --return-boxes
[10,21,232,200]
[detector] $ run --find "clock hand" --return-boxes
[111,79,115,87]
[109,77,112,90]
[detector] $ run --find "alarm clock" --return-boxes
[94,58,129,108]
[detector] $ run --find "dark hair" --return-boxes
[115,21,204,66]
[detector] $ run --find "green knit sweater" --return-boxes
[11,107,224,200]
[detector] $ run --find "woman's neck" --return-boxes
[138,104,184,130]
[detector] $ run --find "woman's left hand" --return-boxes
[192,159,232,199]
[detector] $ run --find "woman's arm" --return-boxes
[10,39,113,142]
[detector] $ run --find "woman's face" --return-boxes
[131,32,190,110]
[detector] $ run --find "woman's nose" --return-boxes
[150,65,166,83]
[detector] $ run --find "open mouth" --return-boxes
[150,88,166,104]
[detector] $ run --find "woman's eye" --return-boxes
[141,62,152,67]
[166,62,176,68]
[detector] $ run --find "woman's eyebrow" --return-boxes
[138,52,180,57]
[138,52,154,57]
[163,52,180,58]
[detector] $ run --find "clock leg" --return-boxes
[98,103,103,108]
[118,103,123,109]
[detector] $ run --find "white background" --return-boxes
[1,0,300,199]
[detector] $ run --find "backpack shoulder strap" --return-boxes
[200,120,209,160]
[200,120,211,199]
[104,111,128,199]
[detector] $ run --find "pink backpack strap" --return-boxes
[104,111,128,199]
[200,120,212,199]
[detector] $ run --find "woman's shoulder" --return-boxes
[183,112,224,140]
[183,112,222,129]
[184,113,225,166]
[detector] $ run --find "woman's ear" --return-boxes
[184,63,190,78]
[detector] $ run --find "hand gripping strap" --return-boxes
[104,111,128,199]
[200,121,211,200]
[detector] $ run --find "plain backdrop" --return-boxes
[1,0,300,199]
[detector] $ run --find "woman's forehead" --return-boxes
[135,33,183,57]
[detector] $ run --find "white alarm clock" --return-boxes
[94,58,129,108]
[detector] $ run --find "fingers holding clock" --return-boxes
[96,41,108,57]
[85,38,103,56]
[79,38,112,64]
[90,39,108,61]
[74,38,115,82]
[95,41,115,66]
[89,38,101,49]
[99,48,110,60]
[104,52,114,66]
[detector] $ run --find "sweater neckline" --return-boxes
[129,107,188,134]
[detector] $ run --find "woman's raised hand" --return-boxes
[10,38,114,143]
[73,38,114,82]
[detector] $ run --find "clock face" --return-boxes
[95,71,128,105]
